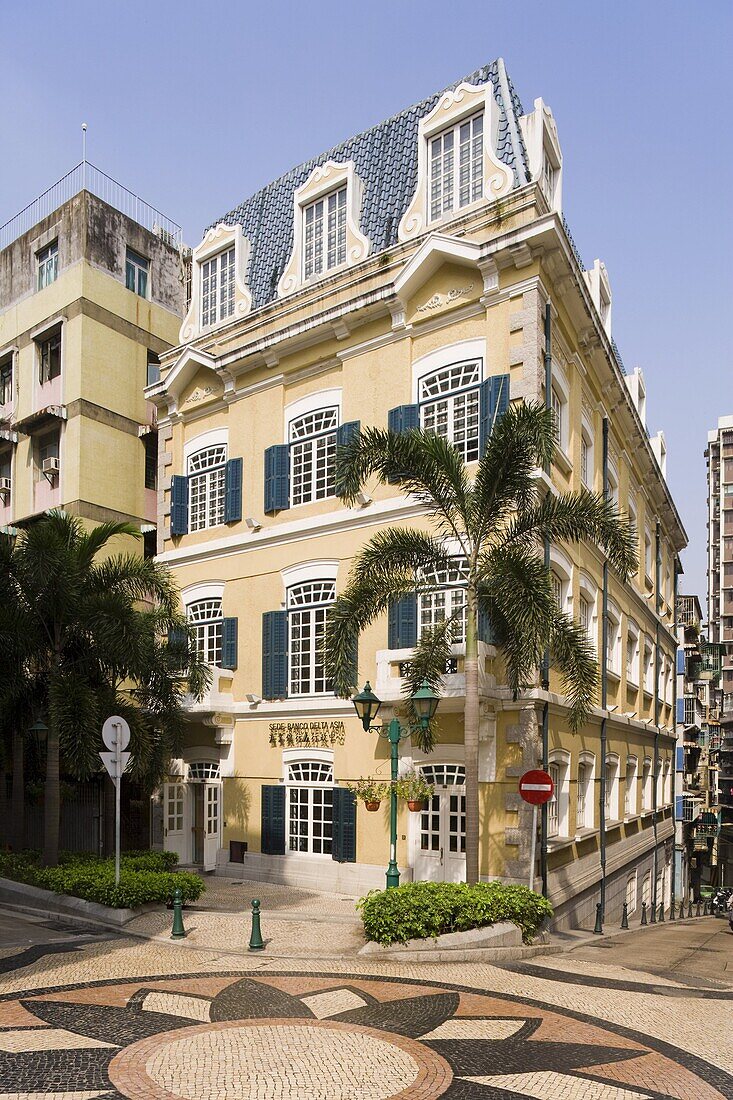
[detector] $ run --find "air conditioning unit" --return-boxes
[0,476,10,496]
[42,457,60,476]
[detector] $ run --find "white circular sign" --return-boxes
[102,715,131,752]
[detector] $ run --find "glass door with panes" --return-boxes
[411,764,466,882]
[164,782,187,863]
[203,782,221,871]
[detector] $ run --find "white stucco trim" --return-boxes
[281,747,334,783]
[183,427,229,466]
[278,161,370,297]
[284,388,342,440]
[180,223,252,343]
[180,580,225,608]
[398,81,513,242]
[281,559,340,590]
[411,338,486,403]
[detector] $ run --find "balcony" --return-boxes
[682,796,703,823]
[682,694,705,730]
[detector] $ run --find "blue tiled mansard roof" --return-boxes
[210,60,530,312]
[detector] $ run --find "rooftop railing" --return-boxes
[0,161,182,252]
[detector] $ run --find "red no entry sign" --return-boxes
[519,769,554,805]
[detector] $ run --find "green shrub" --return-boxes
[0,849,200,909]
[357,880,553,946]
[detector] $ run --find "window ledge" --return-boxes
[626,677,639,689]
[546,835,575,852]
[607,668,621,683]
[573,827,596,840]
[552,447,573,476]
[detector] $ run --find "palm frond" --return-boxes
[549,613,599,730]
[400,616,457,752]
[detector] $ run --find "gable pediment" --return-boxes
[393,233,498,310]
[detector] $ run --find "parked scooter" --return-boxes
[711,887,732,917]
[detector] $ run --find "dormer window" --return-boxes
[429,112,484,222]
[201,246,235,328]
[303,187,347,279]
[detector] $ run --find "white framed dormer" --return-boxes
[583,259,612,338]
[398,82,513,243]
[278,161,370,297]
[519,97,563,215]
[180,223,252,343]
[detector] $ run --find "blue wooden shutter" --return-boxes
[264,444,290,512]
[224,457,243,524]
[479,373,510,454]
[170,475,189,535]
[332,787,357,863]
[262,610,288,699]
[221,617,238,670]
[261,784,286,855]
[388,404,419,434]
[676,648,685,675]
[676,696,685,725]
[477,604,496,644]
[676,745,684,771]
[675,795,684,822]
[388,595,417,649]
[337,420,360,448]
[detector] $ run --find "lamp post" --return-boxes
[353,679,439,889]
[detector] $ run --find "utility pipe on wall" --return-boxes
[599,416,609,923]
[652,520,662,913]
[540,301,552,898]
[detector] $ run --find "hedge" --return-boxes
[0,849,203,909]
[358,881,553,946]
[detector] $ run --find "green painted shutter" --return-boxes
[479,374,510,454]
[221,617,238,670]
[170,475,189,535]
[387,405,419,483]
[337,420,360,448]
[332,787,357,863]
[224,457,243,524]
[261,784,286,855]
[264,444,290,512]
[477,605,496,644]
[388,595,417,649]
[262,610,288,699]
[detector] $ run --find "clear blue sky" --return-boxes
[2,0,730,603]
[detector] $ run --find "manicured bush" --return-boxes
[357,880,553,946]
[0,849,200,909]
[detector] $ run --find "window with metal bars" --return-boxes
[187,445,227,531]
[303,187,347,279]
[200,247,235,328]
[419,360,481,462]
[289,408,338,505]
[187,598,223,665]
[288,581,336,695]
[418,557,468,644]
[429,112,483,221]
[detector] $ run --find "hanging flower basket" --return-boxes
[394,769,434,811]
[346,778,388,811]
[364,800,381,812]
[407,799,427,813]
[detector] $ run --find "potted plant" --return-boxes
[347,778,388,811]
[394,769,434,811]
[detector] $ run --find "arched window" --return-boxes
[188,444,227,531]
[605,601,621,676]
[548,751,570,838]
[577,753,595,831]
[288,580,336,695]
[418,557,468,644]
[286,756,334,856]
[419,360,481,463]
[624,756,638,818]
[642,757,653,811]
[289,407,339,506]
[187,598,223,665]
[604,754,620,822]
[578,572,598,651]
[626,620,640,685]
[188,761,221,781]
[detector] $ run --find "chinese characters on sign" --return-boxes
[268,720,346,747]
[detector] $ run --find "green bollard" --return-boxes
[249,898,264,951]
[658,902,665,922]
[593,902,603,934]
[170,887,185,938]
[621,902,629,929]
[641,901,648,926]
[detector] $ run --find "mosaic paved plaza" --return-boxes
[0,912,730,1099]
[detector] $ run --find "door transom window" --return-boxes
[419,361,481,462]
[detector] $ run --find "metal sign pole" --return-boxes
[100,716,131,888]
[114,722,121,887]
[529,803,538,893]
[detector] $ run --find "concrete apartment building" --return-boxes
[705,418,733,882]
[145,60,686,928]
[0,163,187,550]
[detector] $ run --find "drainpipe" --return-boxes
[600,417,609,923]
[672,557,680,912]
[653,520,662,913]
[540,302,552,898]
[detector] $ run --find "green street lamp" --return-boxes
[352,678,440,889]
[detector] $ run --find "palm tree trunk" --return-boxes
[11,730,25,851]
[42,727,60,867]
[464,585,480,885]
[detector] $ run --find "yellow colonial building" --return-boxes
[149,61,685,928]
[0,163,187,551]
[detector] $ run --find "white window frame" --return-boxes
[580,421,594,489]
[605,601,621,677]
[644,528,653,580]
[607,462,619,508]
[625,872,638,914]
[604,753,620,822]
[187,444,227,532]
[418,359,482,463]
[547,751,570,839]
[284,751,335,857]
[302,186,347,280]
[289,406,339,507]
[186,597,223,666]
[37,240,58,290]
[428,110,485,223]
[125,247,149,298]
[663,758,672,805]
[624,756,638,818]
[418,556,468,645]
[642,756,653,811]
[576,752,595,832]
[287,579,336,697]
[643,640,654,695]
[0,354,12,407]
[180,223,251,343]
[200,246,235,328]
[626,620,640,686]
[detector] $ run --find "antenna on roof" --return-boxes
[81,123,88,188]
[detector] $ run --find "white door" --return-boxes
[164,782,187,863]
[412,765,466,882]
[203,782,221,871]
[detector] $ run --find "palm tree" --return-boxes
[0,512,209,866]
[324,402,637,886]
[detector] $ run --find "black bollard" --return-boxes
[621,902,629,929]
[703,899,709,916]
[687,899,693,918]
[696,900,701,917]
[170,887,185,939]
[641,901,648,925]
[249,898,264,951]
[650,899,656,923]
[593,902,603,934]
[669,900,676,921]
[658,902,665,922]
